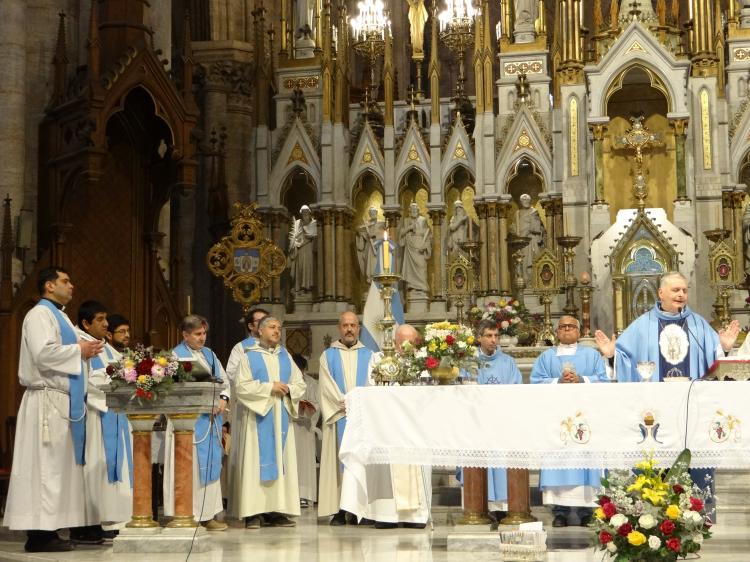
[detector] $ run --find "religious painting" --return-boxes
[234,248,260,273]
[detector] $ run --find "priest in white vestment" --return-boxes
[4,267,103,553]
[225,307,268,522]
[531,315,608,527]
[165,314,229,530]
[318,311,374,525]
[340,324,431,528]
[76,301,132,539]
[291,354,320,507]
[231,316,306,528]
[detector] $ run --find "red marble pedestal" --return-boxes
[166,414,198,528]
[126,414,158,528]
[501,468,537,524]
[458,467,491,524]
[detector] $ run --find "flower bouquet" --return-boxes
[107,344,192,403]
[468,298,529,337]
[400,321,479,384]
[591,450,712,562]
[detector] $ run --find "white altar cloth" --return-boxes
[339,381,750,471]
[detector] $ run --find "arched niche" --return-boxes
[506,157,546,234]
[352,171,385,226]
[398,169,431,223]
[444,166,477,231]
[281,167,318,216]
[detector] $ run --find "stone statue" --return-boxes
[743,204,750,274]
[288,205,318,293]
[447,200,468,254]
[407,0,428,57]
[516,193,546,271]
[400,202,432,296]
[513,0,536,43]
[356,206,386,282]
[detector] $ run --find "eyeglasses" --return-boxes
[113,328,130,335]
[557,324,579,331]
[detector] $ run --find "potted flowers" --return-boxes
[400,321,479,384]
[469,298,530,346]
[591,450,712,562]
[107,344,192,403]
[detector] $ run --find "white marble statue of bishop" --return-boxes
[231,316,306,528]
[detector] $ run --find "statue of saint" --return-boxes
[356,206,386,282]
[516,193,546,271]
[288,205,318,293]
[400,202,432,296]
[447,200,468,255]
[407,0,428,57]
[513,0,536,42]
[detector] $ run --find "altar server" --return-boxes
[531,315,608,527]
[4,267,103,552]
[231,316,306,528]
[319,311,374,525]
[165,314,229,530]
[291,354,320,508]
[76,301,132,539]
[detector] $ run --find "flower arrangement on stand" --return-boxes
[107,344,192,403]
[591,450,712,562]
[400,321,479,384]
[468,298,535,345]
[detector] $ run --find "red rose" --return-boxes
[183,361,193,372]
[106,365,115,375]
[666,537,681,553]
[136,388,146,398]
[673,484,685,494]
[598,495,611,506]
[598,531,613,545]
[660,520,675,535]
[425,356,440,370]
[617,522,633,537]
[146,391,154,400]
[445,335,455,345]
[137,358,154,375]
[602,502,617,519]
[690,497,704,512]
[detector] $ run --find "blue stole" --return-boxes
[172,342,224,485]
[38,299,86,465]
[325,346,372,449]
[241,335,256,349]
[91,347,134,485]
[246,348,292,482]
[477,350,522,385]
[615,305,720,382]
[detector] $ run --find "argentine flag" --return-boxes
[360,238,405,352]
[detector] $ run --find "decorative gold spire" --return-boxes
[690,0,718,74]
[383,11,394,127]
[593,0,603,34]
[482,0,494,113]
[472,2,484,113]
[253,4,270,126]
[559,0,584,84]
[334,2,349,125]
[321,1,333,123]
[537,0,548,36]
[429,1,440,122]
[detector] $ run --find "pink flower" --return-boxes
[500,320,510,330]
[124,368,138,383]
[151,364,165,379]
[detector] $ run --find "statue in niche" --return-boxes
[516,193,546,272]
[743,204,750,275]
[288,205,318,293]
[407,0,429,57]
[400,202,432,297]
[356,205,386,282]
[513,0,536,43]
[447,200,469,254]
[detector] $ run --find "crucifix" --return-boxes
[614,116,662,209]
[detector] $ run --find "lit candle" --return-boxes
[383,230,391,272]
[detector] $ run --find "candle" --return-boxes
[186,295,192,315]
[383,230,391,272]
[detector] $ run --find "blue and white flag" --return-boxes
[360,239,405,352]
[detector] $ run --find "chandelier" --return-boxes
[438,0,476,100]
[351,0,389,59]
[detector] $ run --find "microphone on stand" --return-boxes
[677,306,711,380]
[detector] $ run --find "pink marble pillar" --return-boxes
[126,414,158,528]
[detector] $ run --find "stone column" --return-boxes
[322,208,335,303]
[498,200,512,295]
[314,207,325,303]
[731,188,746,274]
[334,209,345,300]
[428,207,446,302]
[670,118,689,201]
[458,468,490,524]
[343,211,354,303]
[126,415,159,528]
[166,414,199,528]
[475,202,489,294]
[589,122,608,203]
[487,201,500,292]
[501,469,536,524]
[613,277,625,335]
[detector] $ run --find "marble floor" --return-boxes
[0,510,748,562]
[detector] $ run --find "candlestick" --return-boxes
[186,295,192,315]
[383,230,391,273]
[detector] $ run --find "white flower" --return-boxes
[610,514,628,528]
[691,533,704,545]
[606,542,617,553]
[415,349,427,359]
[648,535,661,550]
[683,510,703,525]
[500,320,510,329]
[638,514,657,530]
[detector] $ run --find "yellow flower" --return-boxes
[428,342,437,353]
[157,356,168,367]
[440,342,448,350]
[498,300,507,307]
[451,366,459,376]
[467,336,475,345]
[627,530,647,546]
[124,359,135,369]
[642,487,667,506]
[665,504,681,520]
[635,458,656,471]
[627,475,648,492]
[137,374,147,384]
[594,507,605,519]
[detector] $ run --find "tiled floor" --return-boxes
[0,510,747,562]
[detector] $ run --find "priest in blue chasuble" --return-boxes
[531,315,609,527]
[595,271,741,522]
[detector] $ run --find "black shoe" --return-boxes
[25,536,75,553]
[330,511,347,526]
[70,525,105,545]
[401,522,427,529]
[492,510,508,522]
[358,518,375,526]
[374,521,398,529]
[345,512,358,525]
[101,530,118,541]
[552,515,568,528]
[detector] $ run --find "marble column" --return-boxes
[322,208,335,302]
[589,123,607,203]
[458,468,490,524]
[334,209,345,300]
[487,201,500,292]
[670,118,689,201]
[731,188,746,274]
[501,469,536,524]
[613,278,625,335]
[428,207,446,301]
[498,200,512,294]
[126,414,159,528]
[476,202,489,294]
[166,414,199,528]
[314,207,325,303]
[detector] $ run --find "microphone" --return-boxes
[676,306,711,379]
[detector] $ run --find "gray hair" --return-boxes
[477,319,499,337]
[181,314,208,333]
[557,316,580,330]
[258,316,281,330]
[659,271,688,289]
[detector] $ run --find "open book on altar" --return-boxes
[175,357,215,382]
[705,357,750,381]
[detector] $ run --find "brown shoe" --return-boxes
[245,516,262,529]
[203,519,228,531]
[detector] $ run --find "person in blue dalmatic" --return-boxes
[595,271,741,523]
[464,319,522,524]
[531,315,609,527]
